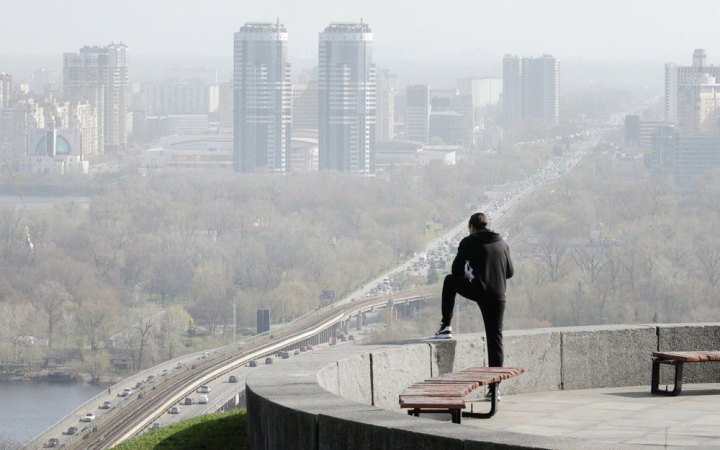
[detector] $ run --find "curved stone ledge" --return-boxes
[246,323,720,450]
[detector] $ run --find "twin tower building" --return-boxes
[234,21,375,174]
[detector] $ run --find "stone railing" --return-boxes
[246,323,720,450]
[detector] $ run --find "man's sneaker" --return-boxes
[485,386,501,402]
[433,325,452,339]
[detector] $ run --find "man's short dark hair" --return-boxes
[469,212,488,230]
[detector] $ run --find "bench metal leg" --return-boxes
[651,359,684,396]
[462,382,498,419]
[407,408,462,423]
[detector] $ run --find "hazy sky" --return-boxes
[2,0,720,63]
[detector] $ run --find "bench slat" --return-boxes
[400,396,465,409]
[653,351,720,362]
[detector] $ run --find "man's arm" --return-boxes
[505,246,514,279]
[451,238,467,277]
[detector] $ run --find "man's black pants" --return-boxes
[441,274,506,367]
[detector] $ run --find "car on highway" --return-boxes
[99,400,112,409]
[149,422,161,430]
[197,384,211,393]
[197,395,209,404]
[118,388,133,397]
[265,357,273,364]
[228,375,239,383]
[183,397,193,405]
[247,360,257,367]
[169,406,181,414]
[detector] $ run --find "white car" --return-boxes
[80,412,95,422]
[118,388,133,397]
[197,395,209,404]
[197,384,211,394]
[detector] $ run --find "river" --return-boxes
[0,381,108,446]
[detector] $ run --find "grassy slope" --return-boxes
[111,409,248,450]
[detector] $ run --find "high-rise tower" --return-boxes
[63,43,128,154]
[503,54,558,125]
[0,72,11,108]
[233,21,291,173]
[318,22,376,173]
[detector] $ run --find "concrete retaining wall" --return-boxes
[246,324,720,450]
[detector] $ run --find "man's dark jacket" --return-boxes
[451,229,514,301]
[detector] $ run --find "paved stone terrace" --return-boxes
[440,384,720,448]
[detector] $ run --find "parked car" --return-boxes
[265,357,273,365]
[80,412,96,422]
[146,374,156,382]
[169,406,181,414]
[135,381,144,389]
[45,438,60,448]
[247,360,257,367]
[64,426,78,435]
[197,384,211,394]
[197,395,209,404]
[280,351,290,359]
[228,375,238,383]
[183,397,193,405]
[99,400,112,409]
[149,422,161,430]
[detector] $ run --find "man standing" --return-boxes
[434,212,514,369]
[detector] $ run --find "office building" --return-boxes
[63,43,129,154]
[677,73,720,135]
[457,78,502,118]
[375,68,396,141]
[0,72,11,108]
[624,115,667,148]
[233,21,291,173]
[318,22,376,173]
[406,85,430,143]
[503,54,559,125]
[665,49,720,124]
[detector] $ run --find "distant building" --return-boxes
[0,72,11,108]
[233,21,291,173]
[624,115,668,148]
[457,78,502,117]
[22,127,88,175]
[503,54,559,125]
[217,82,234,131]
[677,73,720,135]
[665,49,720,124]
[141,83,215,116]
[140,134,233,169]
[292,80,319,130]
[375,68,396,141]
[650,125,720,183]
[318,22,376,174]
[406,85,431,144]
[166,115,209,135]
[63,43,129,154]
[289,128,319,172]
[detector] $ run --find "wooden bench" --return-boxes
[651,351,720,396]
[399,367,524,424]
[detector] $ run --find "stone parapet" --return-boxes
[246,324,720,450]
